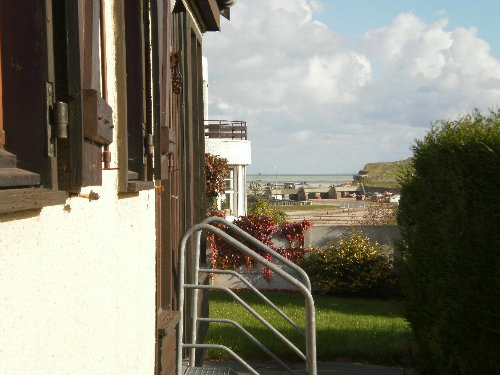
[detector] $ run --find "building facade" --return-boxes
[0,1,235,373]
[204,124,251,218]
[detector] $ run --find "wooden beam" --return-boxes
[0,188,67,214]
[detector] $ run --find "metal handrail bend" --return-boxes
[177,222,317,375]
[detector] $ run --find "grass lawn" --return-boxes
[204,290,410,367]
[278,204,340,212]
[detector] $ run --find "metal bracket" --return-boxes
[54,102,69,139]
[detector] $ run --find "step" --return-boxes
[185,367,239,375]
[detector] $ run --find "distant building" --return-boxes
[205,121,251,217]
[297,187,337,200]
[263,187,299,200]
[203,58,251,218]
[335,185,364,197]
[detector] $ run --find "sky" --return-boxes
[203,0,500,174]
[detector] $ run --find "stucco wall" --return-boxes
[0,171,156,374]
[205,138,251,165]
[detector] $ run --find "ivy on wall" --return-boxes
[205,153,228,211]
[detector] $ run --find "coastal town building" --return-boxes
[204,120,251,217]
[203,58,251,218]
[0,1,236,374]
[297,186,338,200]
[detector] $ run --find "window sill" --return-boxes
[127,180,155,193]
[0,188,68,214]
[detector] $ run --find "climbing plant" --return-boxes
[205,153,228,211]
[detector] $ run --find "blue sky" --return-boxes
[204,0,500,174]
[316,1,499,59]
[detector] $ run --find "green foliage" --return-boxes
[208,213,312,281]
[356,158,412,187]
[398,109,500,375]
[248,198,287,225]
[300,228,396,297]
[205,153,228,211]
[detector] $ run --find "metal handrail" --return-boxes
[199,268,305,336]
[197,318,296,375]
[202,216,312,292]
[177,221,317,375]
[204,119,248,140]
[184,284,306,361]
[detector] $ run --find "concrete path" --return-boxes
[202,360,414,375]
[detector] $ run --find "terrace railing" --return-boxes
[178,216,317,375]
[204,120,247,140]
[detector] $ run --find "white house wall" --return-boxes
[0,2,156,373]
[0,172,156,375]
[205,139,251,165]
[237,165,247,216]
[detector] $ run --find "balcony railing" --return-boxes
[204,120,247,140]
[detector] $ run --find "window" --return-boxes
[0,0,114,212]
[219,167,237,216]
[119,0,172,193]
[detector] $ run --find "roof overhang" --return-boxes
[182,0,236,32]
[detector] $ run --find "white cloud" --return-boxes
[204,1,500,173]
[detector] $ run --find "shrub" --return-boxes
[300,227,395,297]
[208,214,276,274]
[361,201,398,226]
[248,198,287,225]
[398,109,500,375]
[277,219,312,263]
[208,214,312,281]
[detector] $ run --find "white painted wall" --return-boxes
[206,139,251,217]
[202,56,208,120]
[0,3,157,373]
[0,172,156,375]
[205,139,251,165]
[236,164,247,216]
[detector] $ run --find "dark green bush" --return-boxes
[300,227,396,297]
[247,198,287,225]
[398,109,500,375]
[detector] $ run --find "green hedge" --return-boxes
[398,109,500,374]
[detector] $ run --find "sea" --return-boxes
[247,174,353,188]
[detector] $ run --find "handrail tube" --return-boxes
[177,223,317,375]
[188,231,202,367]
[198,317,297,375]
[199,268,305,336]
[201,216,312,292]
[184,344,259,375]
[185,284,306,361]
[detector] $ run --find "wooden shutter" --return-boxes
[58,0,113,190]
[152,0,173,181]
[124,0,147,182]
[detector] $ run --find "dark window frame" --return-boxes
[0,0,114,214]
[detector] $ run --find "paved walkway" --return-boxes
[202,360,415,375]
